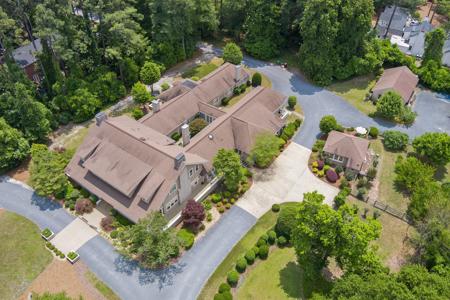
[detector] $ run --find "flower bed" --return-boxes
[41,228,54,241]
[67,251,80,264]
[45,242,65,259]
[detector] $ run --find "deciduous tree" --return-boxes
[412,132,450,165]
[213,149,244,192]
[140,61,161,91]
[131,82,152,104]
[423,28,446,65]
[117,211,180,268]
[247,133,284,168]
[0,118,30,171]
[181,199,205,230]
[222,42,243,65]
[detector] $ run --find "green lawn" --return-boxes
[371,139,409,211]
[0,211,53,300]
[327,74,377,115]
[86,271,121,300]
[63,127,89,152]
[198,202,298,300]
[237,247,331,300]
[182,57,224,79]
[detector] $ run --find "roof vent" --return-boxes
[151,99,161,112]
[139,137,146,141]
[208,134,214,140]
[95,112,107,126]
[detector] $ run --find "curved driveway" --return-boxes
[244,56,450,148]
[1,55,449,300]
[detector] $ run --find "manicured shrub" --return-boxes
[271,203,280,212]
[245,249,256,264]
[335,165,344,174]
[267,230,277,245]
[218,206,225,213]
[177,228,195,249]
[369,127,379,138]
[339,178,349,189]
[312,161,318,168]
[221,291,232,300]
[171,132,181,141]
[219,282,231,293]
[257,238,267,247]
[275,204,298,238]
[227,270,240,286]
[75,198,93,215]
[252,72,262,87]
[132,107,144,120]
[326,169,339,183]
[100,216,115,232]
[59,253,65,259]
[344,170,355,181]
[214,293,224,300]
[383,130,409,150]
[191,76,200,81]
[319,115,338,134]
[260,233,269,242]
[317,170,325,177]
[312,167,318,173]
[161,82,170,91]
[288,96,297,109]
[323,165,331,172]
[235,257,247,273]
[203,200,212,210]
[206,212,212,222]
[110,230,118,239]
[312,140,325,152]
[230,198,236,204]
[293,118,302,129]
[225,203,231,209]
[182,199,205,230]
[258,245,269,259]
[317,160,324,170]
[252,246,260,256]
[210,194,222,203]
[277,236,288,247]
[357,187,367,200]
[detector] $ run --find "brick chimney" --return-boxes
[95,112,107,126]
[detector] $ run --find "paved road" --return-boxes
[1,53,449,300]
[0,177,256,300]
[243,56,450,148]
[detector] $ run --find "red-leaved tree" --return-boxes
[181,199,205,230]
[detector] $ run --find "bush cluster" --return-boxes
[275,204,298,238]
[227,270,240,286]
[312,140,325,152]
[369,127,379,138]
[334,187,350,208]
[383,130,409,150]
[245,249,256,264]
[233,84,247,95]
[75,198,94,215]
[100,216,115,232]
[251,72,262,87]
[177,228,195,249]
[271,203,280,212]
[326,169,339,183]
[258,244,269,259]
[235,257,247,273]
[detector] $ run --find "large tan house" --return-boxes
[66,63,287,222]
[323,131,374,176]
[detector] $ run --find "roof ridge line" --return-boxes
[105,119,181,159]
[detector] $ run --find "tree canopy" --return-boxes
[213,148,244,192]
[412,132,450,165]
[222,42,243,65]
[247,133,284,168]
[0,118,30,171]
[116,211,180,268]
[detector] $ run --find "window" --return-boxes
[192,177,199,187]
[195,165,199,172]
[169,184,177,195]
[189,168,193,177]
[332,154,344,162]
[166,197,178,211]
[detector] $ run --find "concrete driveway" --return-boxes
[237,143,338,217]
[51,218,97,254]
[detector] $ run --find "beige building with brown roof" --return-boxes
[66,64,286,223]
[322,131,374,176]
[371,66,419,104]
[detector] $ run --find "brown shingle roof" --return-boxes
[140,62,248,134]
[323,131,371,172]
[66,68,284,222]
[372,66,419,103]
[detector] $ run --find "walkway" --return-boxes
[51,218,97,254]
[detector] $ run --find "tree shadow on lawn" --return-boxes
[114,255,186,289]
[279,261,332,299]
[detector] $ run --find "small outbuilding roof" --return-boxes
[372,66,419,103]
[323,131,372,173]
[12,39,42,68]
